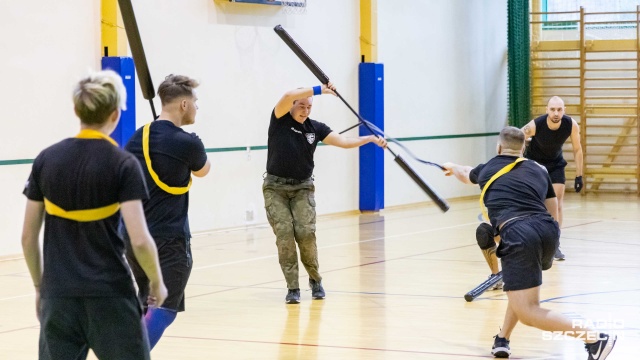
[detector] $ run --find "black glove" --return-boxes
[574,176,583,193]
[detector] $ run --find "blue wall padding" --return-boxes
[358,63,384,212]
[101,57,136,148]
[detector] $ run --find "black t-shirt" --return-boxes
[470,155,556,230]
[525,114,572,165]
[266,110,333,180]
[23,137,148,298]
[124,120,208,239]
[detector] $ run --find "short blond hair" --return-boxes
[73,70,126,125]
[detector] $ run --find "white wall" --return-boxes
[377,0,508,205]
[129,0,363,235]
[0,0,508,257]
[0,0,101,255]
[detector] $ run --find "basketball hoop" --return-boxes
[281,0,306,14]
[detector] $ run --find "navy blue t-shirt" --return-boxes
[23,136,148,298]
[525,114,573,166]
[266,110,333,180]
[124,120,208,239]
[470,155,556,230]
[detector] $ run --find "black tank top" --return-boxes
[525,114,572,164]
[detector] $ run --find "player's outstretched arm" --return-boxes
[442,162,474,184]
[322,132,387,149]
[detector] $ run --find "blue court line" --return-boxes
[193,283,640,308]
[561,236,640,247]
[400,258,640,270]
[189,217,636,303]
[541,289,640,303]
[539,300,640,308]
[560,220,602,229]
[200,284,473,301]
[187,270,639,305]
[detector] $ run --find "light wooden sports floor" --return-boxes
[0,193,638,359]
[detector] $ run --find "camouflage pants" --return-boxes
[263,174,321,289]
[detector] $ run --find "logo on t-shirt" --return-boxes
[305,133,315,144]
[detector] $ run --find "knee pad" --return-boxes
[476,223,496,250]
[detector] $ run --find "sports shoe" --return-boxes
[491,334,510,358]
[585,333,617,360]
[285,289,300,304]
[554,247,566,261]
[489,276,504,291]
[309,278,325,299]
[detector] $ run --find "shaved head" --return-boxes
[546,96,565,123]
[547,96,565,108]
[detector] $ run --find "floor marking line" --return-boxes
[162,335,534,358]
[193,221,478,270]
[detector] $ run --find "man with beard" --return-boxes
[522,96,583,260]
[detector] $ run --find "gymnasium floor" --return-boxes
[0,193,638,359]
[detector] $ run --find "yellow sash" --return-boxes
[142,122,192,195]
[44,129,120,222]
[480,158,526,221]
[44,199,120,222]
[75,128,119,146]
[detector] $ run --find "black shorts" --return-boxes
[537,159,567,184]
[126,236,193,312]
[547,165,566,184]
[39,296,149,360]
[497,214,560,291]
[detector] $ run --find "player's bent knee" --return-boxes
[515,307,543,328]
[476,223,495,250]
[294,224,316,240]
[273,222,294,238]
[518,315,536,327]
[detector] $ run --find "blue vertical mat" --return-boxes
[358,63,384,212]
[101,57,136,148]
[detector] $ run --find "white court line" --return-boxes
[1,220,479,300]
[193,214,639,271]
[0,293,34,301]
[192,224,270,237]
[4,216,628,301]
[193,221,478,270]
[564,203,640,223]
[564,218,640,223]
[1,221,478,300]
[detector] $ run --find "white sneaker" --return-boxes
[489,277,504,291]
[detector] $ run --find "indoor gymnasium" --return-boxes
[0,0,638,359]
